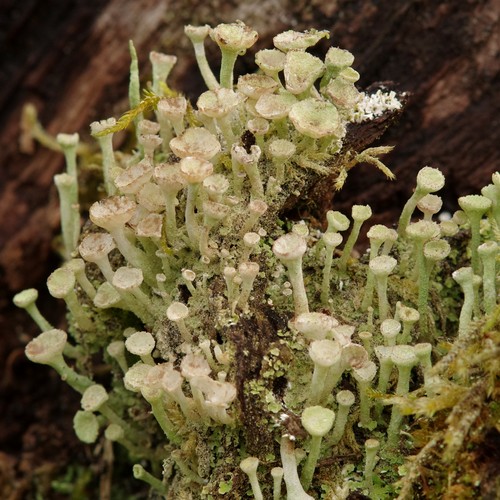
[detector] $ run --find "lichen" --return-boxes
[16,20,499,500]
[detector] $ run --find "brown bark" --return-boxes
[0,0,498,496]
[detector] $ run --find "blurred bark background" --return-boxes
[0,0,498,496]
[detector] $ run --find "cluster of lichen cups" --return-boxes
[15,20,499,499]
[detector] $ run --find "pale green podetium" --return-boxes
[273,232,310,315]
[25,329,92,393]
[125,331,156,366]
[458,194,492,275]
[139,366,181,445]
[65,258,96,300]
[375,345,394,395]
[307,339,342,405]
[13,288,52,331]
[240,457,263,500]
[280,434,314,500]
[386,345,417,448]
[267,139,296,184]
[328,390,355,445]
[352,360,377,428]
[273,28,329,52]
[236,262,260,313]
[89,196,156,286]
[406,220,440,280]
[397,304,420,344]
[419,239,450,338]
[300,406,335,490]
[284,50,325,96]
[167,302,192,342]
[232,144,264,200]
[405,220,440,334]
[323,68,361,115]
[363,438,380,495]
[315,209,349,260]
[149,51,177,96]
[254,91,296,138]
[289,97,342,151]
[73,410,99,444]
[78,232,116,282]
[326,210,350,235]
[47,267,93,331]
[271,467,284,500]
[200,200,230,258]
[81,384,142,443]
[398,166,445,237]
[90,118,118,195]
[380,318,401,346]
[482,172,500,230]
[112,267,155,325]
[107,340,128,373]
[321,232,343,304]
[54,171,80,260]
[369,255,397,321]
[361,224,396,311]
[452,267,476,338]
[184,25,218,90]
[197,88,241,146]
[180,156,214,249]
[255,48,286,81]
[128,40,141,111]
[478,241,498,314]
[170,123,222,160]
[289,311,339,342]
[240,232,261,263]
[239,199,269,236]
[417,193,442,221]
[210,21,258,88]
[321,46,355,87]
[153,162,186,245]
[413,342,439,395]
[156,98,181,152]
[133,464,168,497]
[338,205,372,272]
